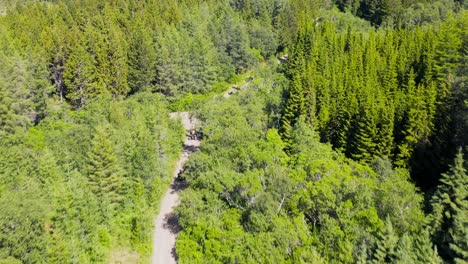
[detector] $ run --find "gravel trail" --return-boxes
[151,113,200,264]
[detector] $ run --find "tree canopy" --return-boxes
[0,0,466,263]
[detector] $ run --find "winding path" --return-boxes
[151,112,200,264]
[152,78,251,263]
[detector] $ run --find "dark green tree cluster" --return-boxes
[280,10,467,189]
[428,150,468,263]
[335,0,462,26]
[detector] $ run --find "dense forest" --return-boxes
[0,0,466,263]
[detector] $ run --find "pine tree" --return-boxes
[280,77,304,151]
[428,150,468,263]
[350,106,377,162]
[127,21,156,94]
[0,54,35,132]
[433,13,463,83]
[374,103,395,158]
[413,229,442,264]
[86,126,125,220]
[396,71,432,167]
[63,39,99,107]
[372,218,398,263]
[105,25,129,97]
[280,28,307,150]
[394,234,416,264]
[393,231,441,264]
[0,72,15,132]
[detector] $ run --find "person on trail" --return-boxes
[177,168,185,179]
[196,128,203,140]
[190,129,196,140]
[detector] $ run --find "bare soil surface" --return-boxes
[151,113,200,264]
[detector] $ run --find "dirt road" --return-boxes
[151,113,200,264]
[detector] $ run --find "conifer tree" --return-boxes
[396,70,432,167]
[127,22,156,94]
[374,105,395,158]
[350,106,377,162]
[0,54,35,132]
[86,126,125,220]
[393,231,442,264]
[105,25,129,97]
[394,234,416,264]
[372,218,398,263]
[428,150,468,263]
[280,77,304,150]
[0,73,14,132]
[413,229,442,264]
[63,39,98,107]
[280,28,307,149]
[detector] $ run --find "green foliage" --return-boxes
[370,220,441,264]
[176,69,430,263]
[86,126,126,220]
[0,1,465,263]
[428,150,468,263]
[280,12,466,190]
[335,0,459,26]
[0,183,47,263]
[0,94,183,262]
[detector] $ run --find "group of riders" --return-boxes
[187,128,203,140]
[177,128,203,180]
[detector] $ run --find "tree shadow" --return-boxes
[163,212,181,235]
[171,178,188,193]
[183,144,200,153]
[171,246,179,262]
[163,212,180,261]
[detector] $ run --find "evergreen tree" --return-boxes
[280,76,304,150]
[63,38,99,107]
[394,234,416,264]
[0,54,36,132]
[372,219,398,263]
[0,183,47,263]
[0,72,14,132]
[413,229,442,264]
[393,231,441,264]
[127,21,156,94]
[396,71,433,167]
[428,150,468,263]
[374,104,394,158]
[86,126,125,220]
[350,106,377,162]
[280,28,307,150]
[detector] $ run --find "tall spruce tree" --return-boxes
[372,218,399,263]
[428,150,468,263]
[350,106,377,162]
[280,28,307,150]
[63,39,98,107]
[86,126,125,220]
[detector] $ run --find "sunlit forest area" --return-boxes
[0,0,466,263]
